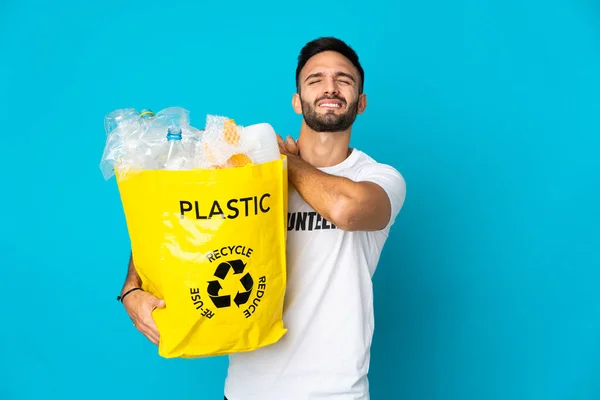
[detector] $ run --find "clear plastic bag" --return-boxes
[100,107,199,179]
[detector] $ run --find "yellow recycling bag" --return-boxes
[115,156,288,358]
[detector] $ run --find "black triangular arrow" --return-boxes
[210,295,231,308]
[234,291,251,307]
[207,280,222,296]
[214,262,231,279]
[229,259,246,274]
[240,272,254,291]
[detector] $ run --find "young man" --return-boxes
[120,37,406,399]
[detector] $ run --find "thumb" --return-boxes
[154,298,166,309]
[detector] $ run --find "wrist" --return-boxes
[117,287,143,303]
[121,283,139,294]
[120,277,143,297]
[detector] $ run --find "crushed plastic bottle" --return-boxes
[101,107,281,179]
[100,108,144,179]
[157,127,192,170]
[103,108,139,136]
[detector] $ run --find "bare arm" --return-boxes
[286,155,391,231]
[120,252,165,345]
[121,253,143,293]
[278,136,393,231]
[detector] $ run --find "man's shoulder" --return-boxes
[351,149,407,231]
[350,149,404,180]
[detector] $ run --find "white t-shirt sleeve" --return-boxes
[356,162,406,231]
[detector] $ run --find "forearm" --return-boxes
[122,252,142,292]
[287,155,357,227]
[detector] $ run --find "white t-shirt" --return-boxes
[224,149,406,400]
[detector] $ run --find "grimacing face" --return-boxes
[293,51,367,132]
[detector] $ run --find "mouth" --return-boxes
[317,99,345,110]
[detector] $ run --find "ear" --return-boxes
[357,93,367,114]
[292,93,303,115]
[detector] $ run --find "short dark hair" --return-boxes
[295,37,364,94]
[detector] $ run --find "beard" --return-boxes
[301,95,359,133]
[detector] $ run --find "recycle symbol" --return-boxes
[207,259,253,308]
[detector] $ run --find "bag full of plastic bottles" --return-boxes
[101,107,288,359]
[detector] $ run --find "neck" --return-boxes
[296,122,352,168]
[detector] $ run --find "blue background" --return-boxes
[1,0,599,399]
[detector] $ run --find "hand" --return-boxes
[122,289,165,345]
[277,135,299,158]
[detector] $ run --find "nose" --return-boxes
[323,76,339,96]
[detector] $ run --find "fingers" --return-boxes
[275,134,298,156]
[123,290,164,346]
[276,134,296,147]
[277,140,289,155]
[133,305,161,345]
[142,311,161,344]
[135,320,160,345]
[285,136,298,156]
[142,298,162,345]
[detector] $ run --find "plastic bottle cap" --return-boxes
[140,109,155,118]
[167,127,183,141]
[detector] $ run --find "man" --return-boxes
[120,37,406,399]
